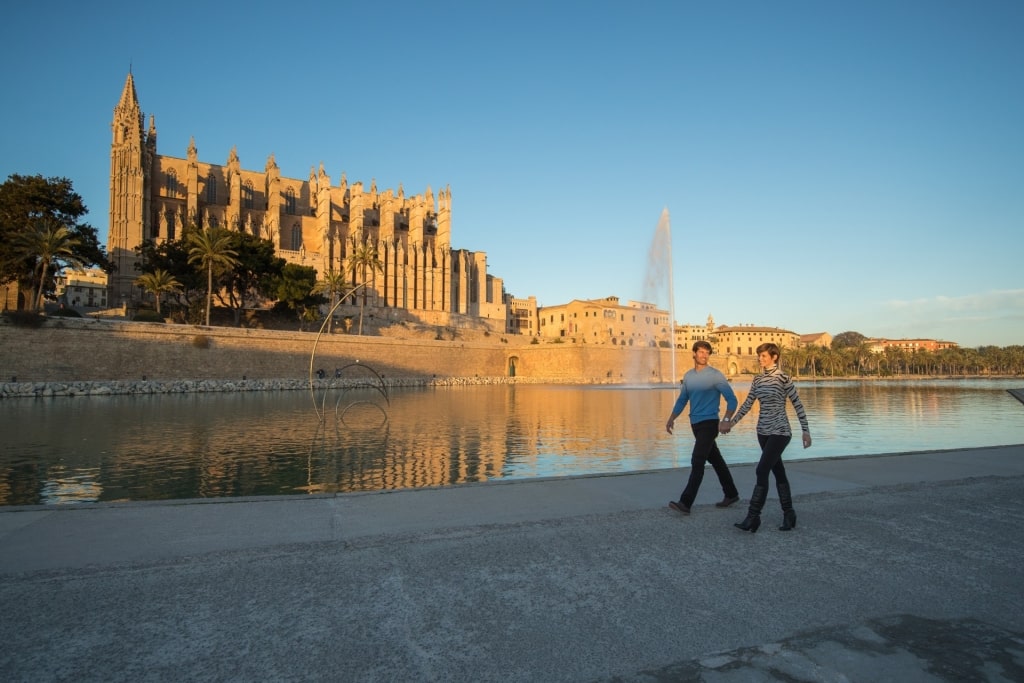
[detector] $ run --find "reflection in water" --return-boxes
[1,379,1021,506]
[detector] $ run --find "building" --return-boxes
[799,332,833,348]
[867,338,959,353]
[508,296,538,336]
[56,268,108,310]
[673,314,717,350]
[107,72,507,331]
[537,296,670,346]
[714,324,800,358]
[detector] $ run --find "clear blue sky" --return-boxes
[2,0,1022,348]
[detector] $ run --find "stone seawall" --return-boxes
[0,317,682,397]
[0,375,554,399]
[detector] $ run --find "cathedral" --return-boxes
[107,72,509,330]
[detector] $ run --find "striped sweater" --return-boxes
[731,365,810,436]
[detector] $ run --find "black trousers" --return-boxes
[679,419,739,507]
[754,433,792,488]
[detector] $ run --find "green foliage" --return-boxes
[187,228,240,326]
[133,309,166,323]
[832,331,867,349]
[0,174,111,308]
[12,219,84,311]
[218,232,285,323]
[136,238,203,296]
[268,263,325,330]
[346,241,383,334]
[133,268,181,315]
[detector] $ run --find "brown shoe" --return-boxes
[668,501,691,514]
[715,495,740,508]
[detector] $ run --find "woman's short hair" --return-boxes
[756,342,781,359]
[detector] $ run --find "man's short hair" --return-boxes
[692,340,712,353]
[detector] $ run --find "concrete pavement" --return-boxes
[2,445,1024,682]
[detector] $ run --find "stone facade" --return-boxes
[107,73,508,333]
[715,325,801,359]
[537,296,671,347]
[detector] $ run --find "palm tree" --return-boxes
[312,270,347,333]
[13,218,83,312]
[134,268,182,315]
[345,241,383,335]
[803,344,820,379]
[187,228,240,326]
[786,346,807,378]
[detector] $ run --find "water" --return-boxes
[644,207,675,381]
[1,379,1021,506]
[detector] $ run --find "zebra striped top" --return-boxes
[731,365,810,437]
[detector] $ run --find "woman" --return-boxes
[719,343,811,532]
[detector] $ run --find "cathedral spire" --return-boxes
[117,71,139,112]
[112,71,144,146]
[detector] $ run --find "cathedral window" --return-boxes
[243,181,254,209]
[166,170,178,197]
[206,175,217,203]
[285,188,297,215]
[290,224,302,251]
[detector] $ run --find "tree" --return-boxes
[133,268,181,315]
[270,263,325,330]
[852,342,873,375]
[819,347,841,377]
[216,232,284,326]
[345,241,382,335]
[0,174,110,309]
[786,346,807,378]
[831,331,867,350]
[187,228,240,326]
[12,219,83,312]
[803,344,821,379]
[312,270,347,333]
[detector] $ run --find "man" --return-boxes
[665,341,741,514]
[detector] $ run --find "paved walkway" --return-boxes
[2,445,1024,682]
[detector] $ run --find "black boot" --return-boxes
[777,481,797,531]
[734,485,767,533]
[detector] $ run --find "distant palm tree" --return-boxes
[13,218,82,312]
[786,346,807,378]
[187,228,240,326]
[345,241,383,335]
[134,268,182,315]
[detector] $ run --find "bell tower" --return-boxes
[108,71,152,304]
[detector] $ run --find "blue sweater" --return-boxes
[672,366,738,424]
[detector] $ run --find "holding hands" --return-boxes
[718,419,733,435]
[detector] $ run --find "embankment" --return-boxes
[0,317,680,397]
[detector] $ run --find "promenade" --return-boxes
[2,445,1024,682]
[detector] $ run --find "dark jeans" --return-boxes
[679,419,738,507]
[754,433,792,488]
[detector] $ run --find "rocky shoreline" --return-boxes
[0,375,572,399]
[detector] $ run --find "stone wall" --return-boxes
[0,318,688,391]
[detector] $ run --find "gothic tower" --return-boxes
[108,72,153,303]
